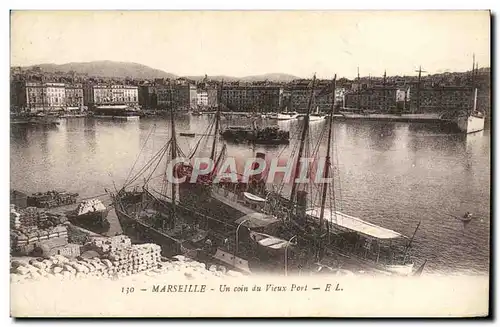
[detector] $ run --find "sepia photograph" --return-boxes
[8,10,491,317]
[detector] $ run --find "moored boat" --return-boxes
[277,111,299,120]
[306,208,416,276]
[67,199,110,234]
[221,126,289,145]
[180,132,196,137]
[92,105,142,120]
[309,106,326,121]
[179,74,425,276]
[455,88,485,134]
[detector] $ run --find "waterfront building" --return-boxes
[83,84,138,108]
[138,83,157,109]
[284,83,346,113]
[344,86,403,112]
[65,84,84,110]
[13,81,68,112]
[156,84,197,110]
[344,85,476,114]
[196,89,209,107]
[407,86,474,113]
[220,85,282,112]
[207,88,218,108]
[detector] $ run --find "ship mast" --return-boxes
[471,53,476,85]
[471,54,477,115]
[290,74,316,203]
[210,80,223,161]
[368,74,372,110]
[383,70,387,112]
[415,66,426,114]
[357,67,361,110]
[170,105,177,227]
[318,74,336,232]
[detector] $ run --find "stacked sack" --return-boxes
[106,243,162,277]
[10,255,116,282]
[10,205,21,230]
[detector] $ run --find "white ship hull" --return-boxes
[94,115,140,121]
[309,115,326,121]
[277,113,298,120]
[456,115,485,134]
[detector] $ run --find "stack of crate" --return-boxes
[50,243,81,258]
[106,243,162,276]
[90,235,132,254]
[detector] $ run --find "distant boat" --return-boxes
[277,107,299,120]
[93,105,141,121]
[221,126,289,145]
[456,88,485,134]
[180,132,196,137]
[309,106,326,121]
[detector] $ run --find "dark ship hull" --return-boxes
[221,127,290,145]
[67,209,111,234]
[112,188,311,274]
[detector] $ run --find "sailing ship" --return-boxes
[110,82,303,273]
[178,74,423,276]
[456,87,485,134]
[112,74,424,276]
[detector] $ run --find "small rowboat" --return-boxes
[180,132,196,137]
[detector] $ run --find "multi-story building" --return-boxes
[284,83,346,113]
[45,83,66,110]
[13,82,68,112]
[156,84,197,110]
[344,85,476,114]
[138,84,156,109]
[344,86,403,112]
[207,88,218,108]
[83,84,138,108]
[196,89,209,107]
[220,85,282,112]
[65,84,84,110]
[407,87,474,113]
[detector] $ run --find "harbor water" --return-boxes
[10,115,491,275]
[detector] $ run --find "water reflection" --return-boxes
[83,118,97,155]
[9,116,490,274]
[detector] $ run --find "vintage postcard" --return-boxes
[9,10,491,317]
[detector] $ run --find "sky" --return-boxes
[10,10,491,79]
